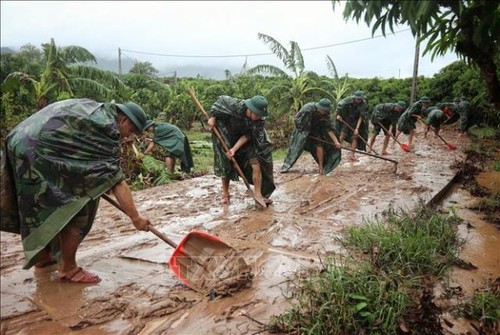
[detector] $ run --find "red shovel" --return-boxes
[378,122,410,152]
[418,118,457,150]
[101,193,236,292]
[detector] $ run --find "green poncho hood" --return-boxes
[149,122,194,173]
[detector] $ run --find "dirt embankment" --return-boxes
[1,129,498,335]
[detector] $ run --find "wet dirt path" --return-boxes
[1,129,497,334]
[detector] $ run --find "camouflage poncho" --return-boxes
[209,96,275,198]
[371,103,401,135]
[149,122,194,173]
[1,99,123,269]
[426,108,447,130]
[436,102,460,126]
[281,103,341,174]
[334,96,369,151]
[397,101,427,134]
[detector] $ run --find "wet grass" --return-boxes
[468,126,498,139]
[268,260,412,334]
[267,205,462,334]
[345,206,461,277]
[462,279,500,332]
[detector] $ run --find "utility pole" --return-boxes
[410,38,420,104]
[118,48,122,75]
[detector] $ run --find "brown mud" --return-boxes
[172,233,253,296]
[1,128,499,334]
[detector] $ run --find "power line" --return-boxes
[120,28,411,59]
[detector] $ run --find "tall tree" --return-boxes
[331,0,500,109]
[129,61,159,76]
[2,38,126,110]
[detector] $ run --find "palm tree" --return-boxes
[247,33,332,129]
[2,38,126,110]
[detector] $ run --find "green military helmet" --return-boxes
[116,102,147,134]
[144,119,156,131]
[397,101,407,109]
[419,96,431,103]
[245,95,269,117]
[353,90,366,100]
[316,98,332,112]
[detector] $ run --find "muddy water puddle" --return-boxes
[440,185,500,290]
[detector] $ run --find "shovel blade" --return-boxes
[447,143,457,150]
[169,230,234,292]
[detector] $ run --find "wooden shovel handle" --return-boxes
[309,136,398,166]
[378,122,408,151]
[188,87,267,207]
[418,118,456,149]
[187,88,250,186]
[101,193,178,249]
[339,119,379,156]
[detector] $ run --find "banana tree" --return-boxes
[1,38,127,110]
[324,55,351,108]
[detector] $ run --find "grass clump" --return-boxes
[345,206,461,277]
[269,260,412,334]
[268,205,461,334]
[462,279,500,332]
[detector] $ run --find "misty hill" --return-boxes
[94,57,242,80]
[1,47,241,80]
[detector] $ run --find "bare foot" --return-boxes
[34,250,57,268]
[221,194,230,204]
[382,151,391,155]
[254,196,272,208]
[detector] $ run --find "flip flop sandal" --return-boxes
[59,267,101,284]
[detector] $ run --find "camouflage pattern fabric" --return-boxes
[437,102,460,126]
[281,103,341,174]
[149,122,194,173]
[1,99,124,269]
[397,101,427,135]
[426,108,447,130]
[370,103,401,136]
[458,99,472,132]
[334,96,368,151]
[209,96,275,198]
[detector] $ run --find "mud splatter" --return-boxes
[173,234,254,297]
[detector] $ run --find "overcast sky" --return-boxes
[1,1,460,79]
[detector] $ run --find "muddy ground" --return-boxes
[1,128,499,335]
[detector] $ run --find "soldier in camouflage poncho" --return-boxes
[144,120,194,173]
[334,91,369,161]
[280,98,342,175]
[424,107,449,137]
[396,96,431,150]
[208,95,275,206]
[1,99,151,284]
[367,101,406,155]
[424,100,460,136]
[457,96,475,135]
